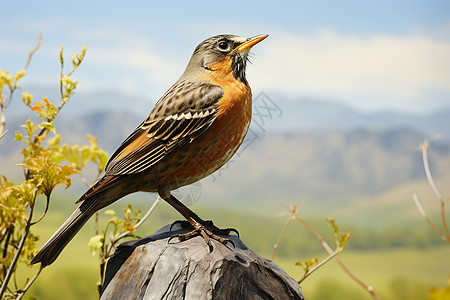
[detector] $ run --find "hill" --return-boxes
[6,87,450,137]
[2,90,449,224]
[2,108,449,205]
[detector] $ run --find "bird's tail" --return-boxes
[30,195,100,267]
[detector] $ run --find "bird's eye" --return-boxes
[217,41,230,52]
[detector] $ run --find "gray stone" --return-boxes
[101,223,304,300]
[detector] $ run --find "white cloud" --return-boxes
[87,47,179,84]
[3,21,450,112]
[250,28,450,111]
[56,28,185,96]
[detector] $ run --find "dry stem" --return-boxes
[414,139,450,243]
[272,201,382,300]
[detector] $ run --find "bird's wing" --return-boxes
[104,80,224,176]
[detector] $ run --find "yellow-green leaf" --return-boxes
[88,235,104,256]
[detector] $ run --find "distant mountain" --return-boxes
[2,88,450,209]
[3,106,450,207]
[7,87,450,139]
[260,96,450,139]
[221,128,450,203]
[3,89,450,235]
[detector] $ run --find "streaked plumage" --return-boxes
[31,34,268,267]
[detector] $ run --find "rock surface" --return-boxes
[101,223,304,300]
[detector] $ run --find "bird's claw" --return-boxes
[170,219,239,237]
[167,221,236,252]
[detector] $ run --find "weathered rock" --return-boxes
[101,223,304,300]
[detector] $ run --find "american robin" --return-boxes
[31,34,268,267]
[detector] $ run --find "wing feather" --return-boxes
[103,80,223,176]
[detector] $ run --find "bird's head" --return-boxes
[183,34,268,85]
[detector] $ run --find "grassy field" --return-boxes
[276,246,449,300]
[7,187,448,300]
[12,193,448,299]
[26,243,449,299]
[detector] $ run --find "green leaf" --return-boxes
[295,258,318,275]
[339,232,352,248]
[105,210,116,217]
[88,235,104,256]
[326,217,352,249]
[47,133,61,147]
[22,91,33,107]
[14,131,24,142]
[39,121,54,131]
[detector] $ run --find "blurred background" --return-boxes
[1,1,450,299]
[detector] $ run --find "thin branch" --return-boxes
[30,195,50,225]
[415,139,450,242]
[0,129,7,141]
[0,33,41,137]
[413,194,449,243]
[2,226,13,278]
[298,248,342,284]
[23,33,42,71]
[0,102,6,139]
[271,216,294,260]
[78,173,91,188]
[334,255,380,299]
[0,91,11,138]
[273,202,382,300]
[441,201,450,240]
[271,198,299,260]
[15,265,42,300]
[297,215,382,299]
[0,194,36,298]
[32,43,82,143]
[113,196,161,246]
[420,140,442,201]
[295,215,331,251]
[95,212,99,236]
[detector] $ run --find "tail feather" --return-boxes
[30,195,100,267]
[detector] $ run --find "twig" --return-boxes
[273,202,382,300]
[419,140,442,200]
[33,44,85,142]
[298,215,381,299]
[0,194,36,298]
[23,33,42,71]
[2,227,13,278]
[271,216,294,260]
[30,195,50,225]
[335,255,379,298]
[413,194,448,242]
[442,201,450,241]
[0,33,41,137]
[0,129,7,141]
[0,104,6,139]
[113,196,161,245]
[15,265,42,300]
[95,212,99,236]
[295,215,330,250]
[79,173,91,188]
[95,196,161,294]
[298,248,342,284]
[271,198,299,260]
[415,139,450,243]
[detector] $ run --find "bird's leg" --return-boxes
[169,219,239,237]
[161,193,237,250]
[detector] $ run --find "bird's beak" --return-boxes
[232,34,269,53]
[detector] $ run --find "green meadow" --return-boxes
[19,192,449,300]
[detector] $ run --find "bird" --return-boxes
[31,34,268,267]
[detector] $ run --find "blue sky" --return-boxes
[1,0,450,113]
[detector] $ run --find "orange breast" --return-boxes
[158,57,253,188]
